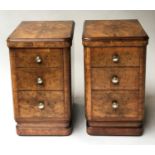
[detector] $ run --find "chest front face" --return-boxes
[85,46,145,121]
[83,20,148,136]
[10,48,68,120]
[8,21,74,136]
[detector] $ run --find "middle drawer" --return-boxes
[15,68,63,90]
[92,67,139,90]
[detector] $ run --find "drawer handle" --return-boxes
[35,56,42,64]
[111,75,119,84]
[37,77,43,85]
[112,54,119,63]
[112,101,119,109]
[38,102,45,110]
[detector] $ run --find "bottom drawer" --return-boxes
[92,91,140,121]
[15,91,65,119]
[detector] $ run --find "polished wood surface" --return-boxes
[92,67,139,90]
[16,68,63,90]
[87,126,143,136]
[17,91,64,119]
[91,47,140,67]
[8,21,74,40]
[14,49,63,68]
[83,20,148,40]
[83,20,148,136]
[8,21,74,135]
[7,21,74,48]
[92,91,139,120]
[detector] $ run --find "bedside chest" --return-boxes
[7,21,74,136]
[82,20,149,136]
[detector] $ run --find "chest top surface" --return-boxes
[8,21,74,41]
[83,20,148,41]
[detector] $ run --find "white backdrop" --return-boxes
[0,11,155,152]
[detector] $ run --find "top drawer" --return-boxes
[91,47,141,67]
[14,49,63,68]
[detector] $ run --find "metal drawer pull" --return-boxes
[112,54,119,63]
[112,75,119,84]
[112,101,119,109]
[37,77,43,85]
[35,56,42,64]
[38,102,45,110]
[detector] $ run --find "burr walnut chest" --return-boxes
[82,20,149,136]
[7,21,74,135]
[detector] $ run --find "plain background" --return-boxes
[0,11,155,153]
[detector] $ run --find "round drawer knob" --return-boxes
[35,56,42,64]
[112,101,119,109]
[112,75,119,84]
[38,102,45,110]
[37,77,43,85]
[112,55,119,63]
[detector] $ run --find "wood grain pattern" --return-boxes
[8,21,74,135]
[9,50,19,118]
[9,21,74,40]
[16,68,63,90]
[138,46,146,121]
[84,47,92,120]
[14,48,63,68]
[83,40,148,47]
[83,20,148,40]
[92,91,139,121]
[92,67,139,90]
[17,91,64,119]
[88,121,142,127]
[63,48,72,120]
[91,47,140,67]
[17,125,72,136]
[83,20,148,136]
[87,126,143,136]
[7,21,74,48]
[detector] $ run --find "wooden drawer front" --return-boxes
[17,91,64,119]
[15,49,63,68]
[16,68,63,90]
[91,47,140,67]
[92,91,139,120]
[92,67,139,90]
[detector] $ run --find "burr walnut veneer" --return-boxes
[82,20,149,136]
[7,21,74,135]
